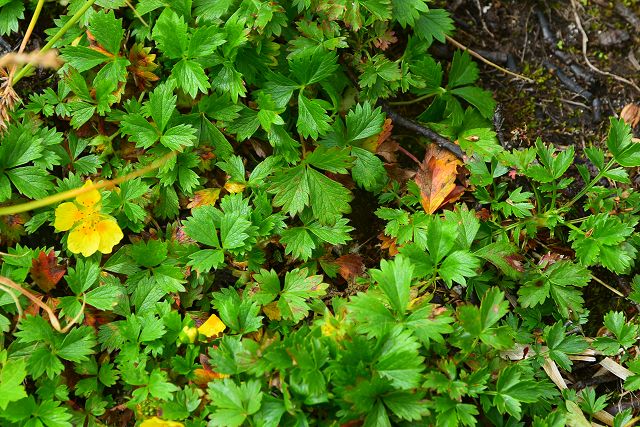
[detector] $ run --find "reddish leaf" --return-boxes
[378,233,399,256]
[415,145,462,214]
[30,250,66,292]
[336,254,365,282]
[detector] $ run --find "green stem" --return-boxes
[387,92,438,106]
[558,218,584,234]
[12,0,97,85]
[564,159,616,209]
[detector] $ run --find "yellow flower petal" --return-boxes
[67,223,100,257]
[75,180,101,209]
[54,202,81,231]
[95,217,124,254]
[140,417,184,427]
[198,314,226,338]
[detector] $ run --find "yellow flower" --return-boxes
[54,180,124,257]
[139,417,184,427]
[198,313,226,338]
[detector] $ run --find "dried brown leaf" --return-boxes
[30,250,66,292]
[415,145,462,214]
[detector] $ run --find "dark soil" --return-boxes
[447,0,639,148]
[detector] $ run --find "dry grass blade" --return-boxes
[0,50,62,69]
[600,357,633,380]
[0,275,85,333]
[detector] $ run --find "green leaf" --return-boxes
[447,51,479,89]
[449,86,496,119]
[518,261,591,318]
[351,147,387,192]
[220,212,251,250]
[213,288,263,334]
[439,250,479,287]
[130,239,168,268]
[458,128,503,160]
[391,0,428,27]
[85,284,125,311]
[148,81,176,133]
[569,213,637,273]
[414,9,454,44]
[60,46,109,72]
[121,114,159,148]
[270,165,309,217]
[544,322,588,370]
[183,206,220,247]
[289,50,339,85]
[370,256,413,313]
[493,365,541,419]
[188,249,225,272]
[0,0,24,36]
[307,168,352,225]
[306,146,353,173]
[152,8,188,59]
[88,10,123,54]
[208,379,263,427]
[346,102,385,142]
[57,326,96,363]
[496,188,534,218]
[457,287,512,349]
[297,94,332,139]
[0,351,27,410]
[280,227,315,261]
[607,117,640,167]
[160,124,197,150]
[279,268,328,322]
[173,58,210,98]
[6,166,52,199]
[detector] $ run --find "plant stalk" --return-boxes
[12,0,97,85]
[564,159,615,209]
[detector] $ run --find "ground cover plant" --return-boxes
[2,0,640,426]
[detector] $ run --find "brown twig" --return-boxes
[571,0,640,94]
[445,35,534,83]
[0,275,85,333]
[380,104,465,159]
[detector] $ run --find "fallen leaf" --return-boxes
[198,314,226,338]
[378,233,398,256]
[336,254,365,282]
[415,145,462,214]
[193,368,229,386]
[621,103,640,128]
[30,250,66,292]
[187,188,220,209]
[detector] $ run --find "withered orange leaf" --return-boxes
[30,250,66,292]
[415,145,462,214]
[187,188,220,209]
[336,254,365,282]
[378,233,399,256]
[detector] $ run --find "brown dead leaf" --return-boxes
[621,103,640,128]
[30,250,66,292]
[415,145,462,214]
[336,254,365,283]
[378,233,398,256]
